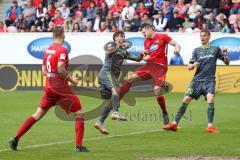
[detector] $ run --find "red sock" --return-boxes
[157,96,167,113]
[16,116,36,140]
[119,81,132,99]
[75,118,84,147]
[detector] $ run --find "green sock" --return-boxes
[175,103,188,124]
[208,103,215,124]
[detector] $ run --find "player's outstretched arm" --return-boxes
[169,40,181,54]
[57,62,78,86]
[128,52,144,62]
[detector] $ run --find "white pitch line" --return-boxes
[0,129,161,153]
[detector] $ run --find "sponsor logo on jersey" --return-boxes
[149,44,158,52]
[27,37,71,60]
[199,54,214,59]
[210,37,240,61]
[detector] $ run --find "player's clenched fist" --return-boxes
[221,48,227,56]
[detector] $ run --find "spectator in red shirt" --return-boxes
[33,0,43,8]
[230,0,240,15]
[219,0,232,16]
[118,0,126,7]
[135,2,150,18]
[93,0,105,8]
[82,0,91,9]
[47,3,56,18]
[174,0,188,20]
[5,0,22,27]
[109,0,123,18]
[53,10,65,27]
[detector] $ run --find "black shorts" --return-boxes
[185,80,215,100]
[98,72,119,100]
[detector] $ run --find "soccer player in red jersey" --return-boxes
[119,23,181,128]
[9,26,89,152]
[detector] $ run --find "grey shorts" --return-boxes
[185,80,215,100]
[98,72,119,100]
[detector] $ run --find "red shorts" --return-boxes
[39,87,82,114]
[135,62,167,87]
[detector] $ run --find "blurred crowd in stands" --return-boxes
[0,0,239,33]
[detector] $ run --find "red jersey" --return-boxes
[135,8,150,18]
[33,0,43,8]
[53,18,65,27]
[43,43,69,91]
[109,5,123,17]
[144,33,172,65]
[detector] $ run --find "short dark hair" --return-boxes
[200,29,211,36]
[139,23,154,31]
[53,26,64,38]
[113,31,124,41]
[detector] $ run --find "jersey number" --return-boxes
[46,55,52,73]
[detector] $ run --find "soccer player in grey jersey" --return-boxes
[94,31,143,134]
[165,29,230,133]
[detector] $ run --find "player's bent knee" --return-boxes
[206,93,214,103]
[111,88,119,94]
[183,96,192,104]
[73,110,84,118]
[127,74,139,83]
[153,86,162,96]
[207,97,214,103]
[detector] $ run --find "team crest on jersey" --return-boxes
[155,38,161,44]
[207,48,215,55]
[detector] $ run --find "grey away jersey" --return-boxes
[190,45,224,82]
[100,41,133,78]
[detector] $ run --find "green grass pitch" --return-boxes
[0,91,239,160]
